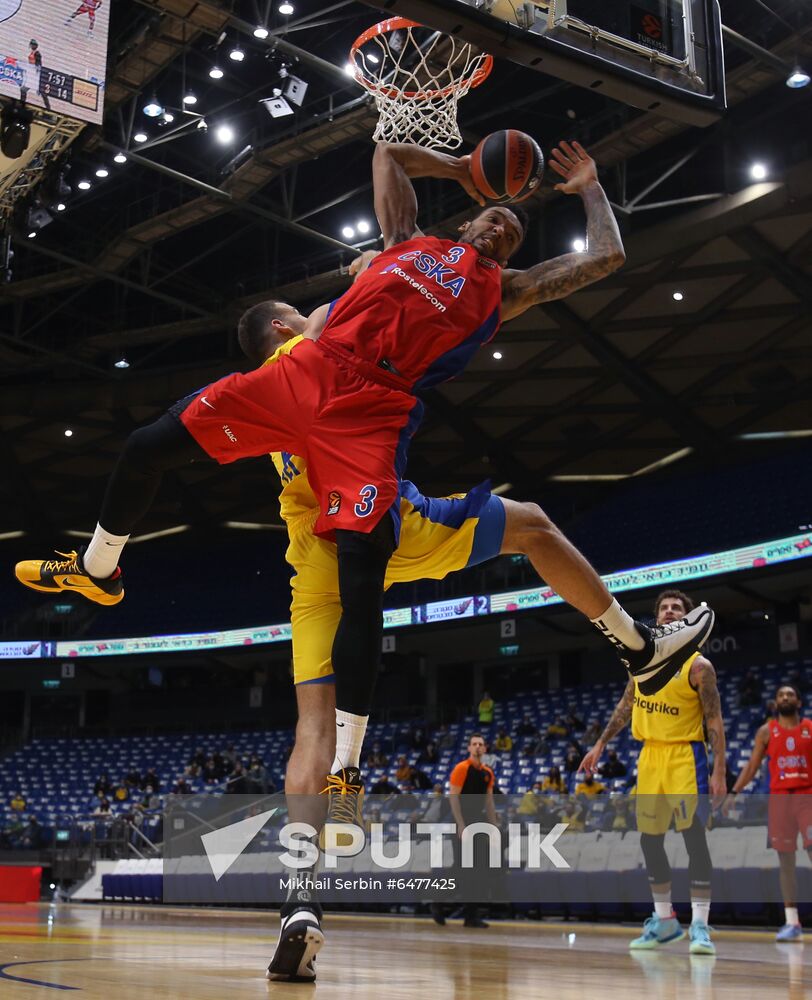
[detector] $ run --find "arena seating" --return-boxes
[2,656,809,846]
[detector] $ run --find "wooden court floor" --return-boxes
[0,903,808,999]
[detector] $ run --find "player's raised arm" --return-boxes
[501,141,625,322]
[372,142,483,249]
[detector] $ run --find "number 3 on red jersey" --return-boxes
[354,484,378,518]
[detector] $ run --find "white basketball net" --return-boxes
[351,22,492,150]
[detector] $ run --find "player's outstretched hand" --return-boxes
[456,154,486,207]
[349,249,381,278]
[550,140,599,195]
[579,742,603,777]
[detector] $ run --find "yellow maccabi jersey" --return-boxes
[264,336,318,525]
[631,651,704,743]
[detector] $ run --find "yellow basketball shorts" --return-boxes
[635,740,710,835]
[289,481,505,685]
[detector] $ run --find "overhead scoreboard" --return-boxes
[360,0,725,125]
[0,0,109,124]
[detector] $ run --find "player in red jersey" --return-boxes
[731,684,812,941]
[14,139,714,836]
[66,0,102,30]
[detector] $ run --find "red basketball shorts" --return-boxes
[767,789,812,852]
[179,338,423,539]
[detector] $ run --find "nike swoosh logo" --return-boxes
[336,723,345,728]
[60,578,96,589]
[200,396,215,410]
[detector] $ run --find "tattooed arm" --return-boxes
[692,655,727,798]
[580,678,634,775]
[501,141,625,322]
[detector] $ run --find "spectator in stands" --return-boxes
[516,713,539,739]
[575,774,606,799]
[203,758,220,784]
[478,691,495,725]
[738,669,761,707]
[409,765,433,791]
[3,815,26,849]
[565,707,584,731]
[173,775,191,796]
[93,774,111,797]
[395,756,412,783]
[611,796,630,832]
[584,719,602,744]
[142,786,161,810]
[112,781,129,804]
[436,724,456,750]
[481,742,499,769]
[223,744,238,770]
[188,747,207,771]
[370,776,399,798]
[546,717,569,739]
[418,741,438,766]
[142,767,161,794]
[517,783,543,816]
[125,765,142,789]
[226,762,250,794]
[564,746,582,773]
[10,791,26,812]
[542,766,566,793]
[558,795,585,832]
[214,750,229,776]
[422,784,451,823]
[411,727,428,751]
[93,796,111,816]
[600,750,628,779]
[19,815,42,850]
[494,729,513,753]
[367,743,389,768]
[248,760,273,794]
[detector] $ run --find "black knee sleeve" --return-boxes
[331,519,395,717]
[640,833,671,885]
[682,815,712,890]
[99,410,209,535]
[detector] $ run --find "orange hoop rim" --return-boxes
[349,16,493,102]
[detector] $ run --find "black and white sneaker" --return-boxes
[621,605,715,695]
[266,904,324,983]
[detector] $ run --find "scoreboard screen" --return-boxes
[0,0,109,124]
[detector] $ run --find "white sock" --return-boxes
[591,598,645,650]
[83,523,129,579]
[785,906,800,926]
[652,889,672,919]
[331,709,368,772]
[692,899,711,925]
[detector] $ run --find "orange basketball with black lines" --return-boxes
[470,130,544,205]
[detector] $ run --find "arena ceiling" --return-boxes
[0,0,811,540]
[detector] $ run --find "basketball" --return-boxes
[470,129,544,204]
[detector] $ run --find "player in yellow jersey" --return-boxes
[581,589,726,956]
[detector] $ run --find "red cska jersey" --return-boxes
[767,718,812,791]
[320,236,502,391]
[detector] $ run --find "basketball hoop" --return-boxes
[350,17,493,149]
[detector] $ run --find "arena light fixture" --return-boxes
[672,290,684,301]
[786,65,810,89]
[95,167,108,178]
[27,230,36,239]
[0,99,33,159]
[142,93,163,117]
[572,238,585,253]
[114,358,130,369]
[367,53,380,65]
[356,219,371,234]
[492,350,503,360]
[113,152,127,164]
[344,61,355,77]
[750,162,768,180]
[163,111,175,124]
[64,429,73,437]
[341,225,355,239]
[209,65,224,80]
[182,90,197,106]
[56,202,66,212]
[215,124,235,144]
[77,180,91,190]
[133,131,148,143]
[229,45,245,62]
[253,25,269,39]
[279,2,294,14]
